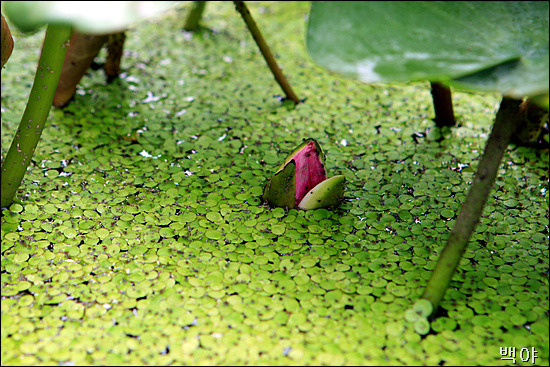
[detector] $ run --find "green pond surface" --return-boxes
[1,2,548,365]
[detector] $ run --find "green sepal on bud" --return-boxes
[263,160,296,209]
[263,138,346,210]
[297,175,346,210]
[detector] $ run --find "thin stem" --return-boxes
[421,97,522,315]
[233,1,301,104]
[430,82,456,127]
[184,1,207,31]
[105,31,126,83]
[1,24,71,208]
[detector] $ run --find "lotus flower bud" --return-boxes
[263,138,346,210]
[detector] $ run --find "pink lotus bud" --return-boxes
[263,138,346,210]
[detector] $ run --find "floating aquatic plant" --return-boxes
[263,138,346,210]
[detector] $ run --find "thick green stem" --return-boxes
[1,24,71,208]
[421,97,522,315]
[233,1,301,104]
[184,1,207,31]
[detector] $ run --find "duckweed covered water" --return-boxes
[1,2,548,365]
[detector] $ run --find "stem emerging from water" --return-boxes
[1,24,71,208]
[421,96,522,315]
[234,1,301,104]
[184,1,207,31]
[430,82,456,127]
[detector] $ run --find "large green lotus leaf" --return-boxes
[306,1,549,99]
[453,54,549,99]
[3,1,174,34]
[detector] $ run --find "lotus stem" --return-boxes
[233,1,301,104]
[1,24,71,208]
[184,1,207,31]
[430,82,456,127]
[421,97,522,315]
[105,31,126,83]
